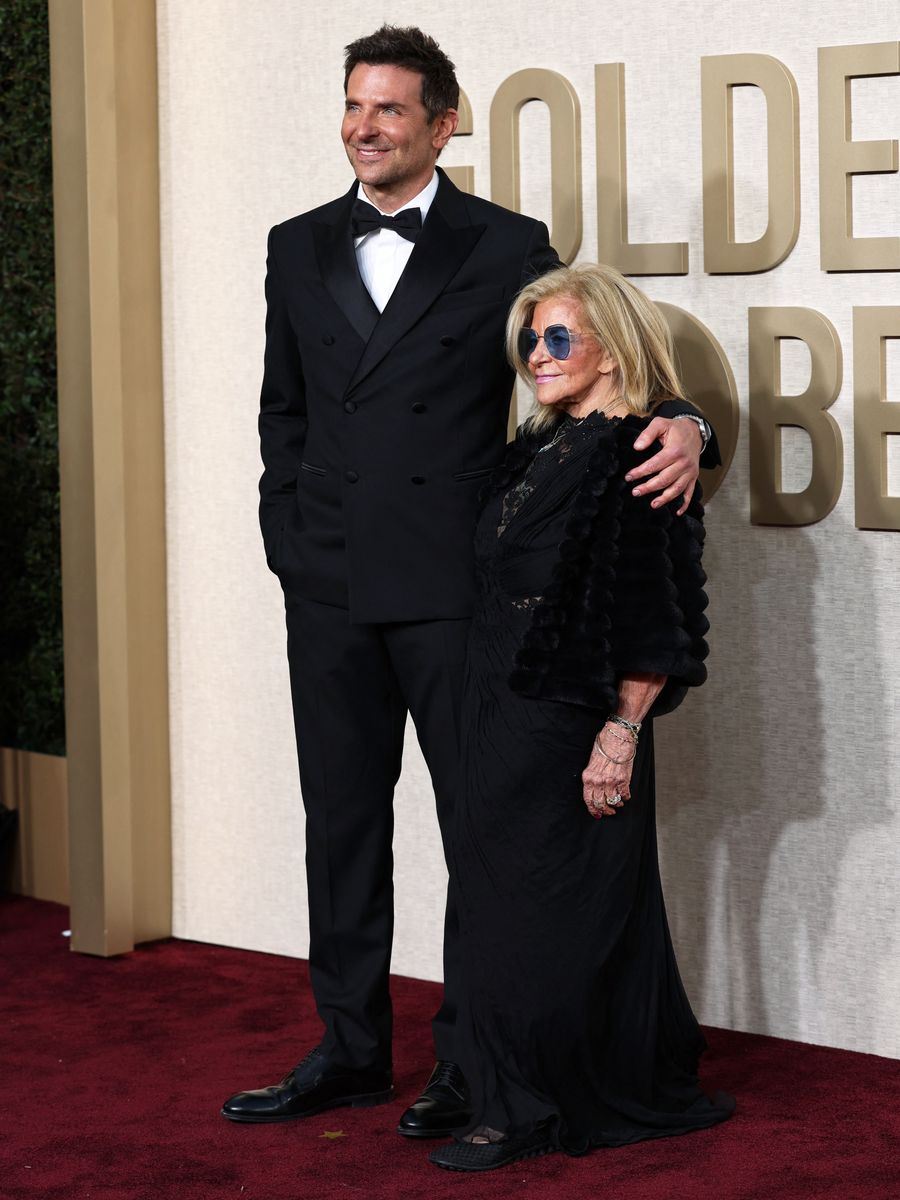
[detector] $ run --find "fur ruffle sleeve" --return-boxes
[508,415,709,718]
[609,422,709,716]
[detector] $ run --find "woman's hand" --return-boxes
[582,727,634,820]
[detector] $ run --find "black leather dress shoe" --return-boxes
[221,1048,393,1123]
[397,1061,471,1138]
[429,1127,556,1172]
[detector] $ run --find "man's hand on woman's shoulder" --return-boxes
[626,416,703,516]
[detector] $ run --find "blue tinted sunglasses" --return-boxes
[517,324,579,362]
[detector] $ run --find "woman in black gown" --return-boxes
[430,264,734,1172]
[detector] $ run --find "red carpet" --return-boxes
[2,895,899,1200]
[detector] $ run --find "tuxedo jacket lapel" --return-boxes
[346,173,486,394]
[313,185,380,345]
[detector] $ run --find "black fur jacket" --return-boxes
[485,413,709,720]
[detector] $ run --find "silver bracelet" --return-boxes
[608,715,641,740]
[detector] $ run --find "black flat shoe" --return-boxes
[429,1127,556,1172]
[221,1048,393,1123]
[397,1061,471,1138]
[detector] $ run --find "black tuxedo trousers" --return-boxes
[285,594,469,1068]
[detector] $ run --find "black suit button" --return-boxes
[411,476,426,485]
[440,335,455,347]
[345,470,359,483]
[322,334,335,345]
[344,401,357,414]
[411,402,427,414]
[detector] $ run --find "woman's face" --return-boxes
[525,296,619,419]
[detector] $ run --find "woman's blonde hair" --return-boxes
[505,263,686,431]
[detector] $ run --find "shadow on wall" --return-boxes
[658,474,894,1056]
[762,508,895,1056]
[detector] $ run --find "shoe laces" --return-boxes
[295,1047,323,1072]
[431,1059,466,1098]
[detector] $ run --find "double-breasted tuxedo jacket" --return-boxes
[259,168,561,622]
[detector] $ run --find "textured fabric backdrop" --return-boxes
[158,0,900,1058]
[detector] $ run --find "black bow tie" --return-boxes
[351,199,423,243]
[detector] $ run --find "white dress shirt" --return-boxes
[353,172,439,312]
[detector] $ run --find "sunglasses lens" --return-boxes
[518,328,538,360]
[518,325,572,361]
[543,326,571,359]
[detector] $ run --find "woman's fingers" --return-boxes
[582,752,633,818]
[584,787,620,819]
[586,795,614,819]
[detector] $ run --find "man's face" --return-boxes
[342,63,456,201]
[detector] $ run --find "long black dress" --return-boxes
[451,410,734,1154]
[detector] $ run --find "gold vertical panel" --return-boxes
[110,0,171,947]
[701,55,800,274]
[49,0,170,955]
[818,43,900,272]
[443,87,474,194]
[490,68,582,264]
[596,64,688,276]
[443,165,475,195]
[656,303,739,501]
[456,88,473,135]
[854,307,900,530]
[0,749,69,906]
[48,0,105,946]
[748,307,843,526]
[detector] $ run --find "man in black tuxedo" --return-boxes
[222,25,715,1138]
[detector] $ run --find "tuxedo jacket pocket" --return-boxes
[429,284,506,314]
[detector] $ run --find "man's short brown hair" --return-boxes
[343,25,459,122]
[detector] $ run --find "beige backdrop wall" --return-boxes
[158,0,900,1059]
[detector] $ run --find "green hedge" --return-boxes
[0,2,65,755]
